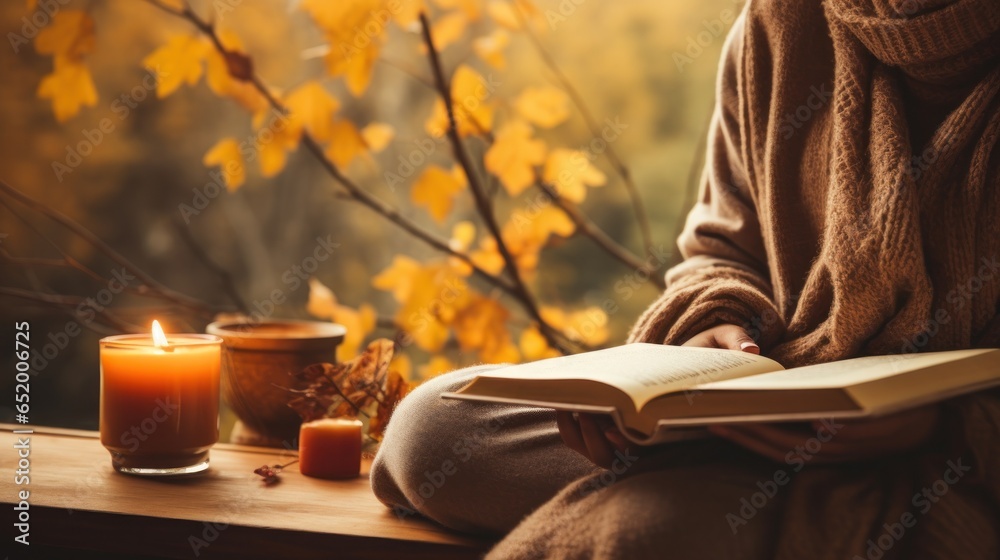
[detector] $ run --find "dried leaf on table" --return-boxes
[286,339,410,438]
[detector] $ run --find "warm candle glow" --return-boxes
[99,331,222,475]
[151,320,169,348]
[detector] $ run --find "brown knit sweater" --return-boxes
[611,0,1000,557]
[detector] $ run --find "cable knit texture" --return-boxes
[485,0,1000,557]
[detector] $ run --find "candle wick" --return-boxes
[159,344,175,353]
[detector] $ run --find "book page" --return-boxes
[477,343,782,409]
[696,349,994,390]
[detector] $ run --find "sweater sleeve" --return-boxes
[628,11,786,349]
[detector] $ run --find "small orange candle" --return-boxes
[100,321,221,476]
[298,418,363,480]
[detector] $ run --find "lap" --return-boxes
[370,365,599,534]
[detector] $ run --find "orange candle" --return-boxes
[100,321,221,476]
[298,418,363,480]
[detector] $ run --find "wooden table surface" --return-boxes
[0,424,490,559]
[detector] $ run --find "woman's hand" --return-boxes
[709,405,942,464]
[557,324,759,468]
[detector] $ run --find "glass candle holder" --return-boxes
[99,333,222,476]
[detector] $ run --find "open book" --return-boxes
[443,344,1000,444]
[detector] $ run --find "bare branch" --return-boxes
[512,4,655,256]
[0,179,221,318]
[171,219,250,315]
[418,12,577,354]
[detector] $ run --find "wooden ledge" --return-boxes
[1,425,491,559]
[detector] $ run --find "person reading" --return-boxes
[371,0,1000,557]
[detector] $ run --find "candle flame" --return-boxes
[151,320,169,348]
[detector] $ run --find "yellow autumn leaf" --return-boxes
[306,276,338,318]
[470,237,506,275]
[143,35,208,98]
[419,356,456,379]
[204,31,268,114]
[335,303,377,359]
[36,57,97,122]
[453,295,519,363]
[519,326,561,361]
[202,138,246,192]
[515,86,571,129]
[258,139,288,178]
[322,37,380,97]
[432,0,481,20]
[486,0,521,29]
[255,115,300,178]
[390,354,413,381]
[540,306,568,330]
[391,0,425,26]
[508,205,576,245]
[425,64,495,137]
[487,0,542,30]
[429,11,467,51]
[569,307,610,346]
[285,81,340,142]
[541,306,608,346]
[306,277,378,358]
[325,119,367,168]
[338,304,377,356]
[450,221,477,252]
[360,123,395,152]
[372,255,423,302]
[34,10,95,59]
[484,120,546,196]
[490,206,576,275]
[411,165,467,223]
[543,149,606,202]
[424,101,449,139]
[473,29,509,70]
[447,221,477,276]
[374,257,470,352]
[300,0,383,36]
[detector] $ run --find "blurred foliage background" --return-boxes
[0,0,742,431]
